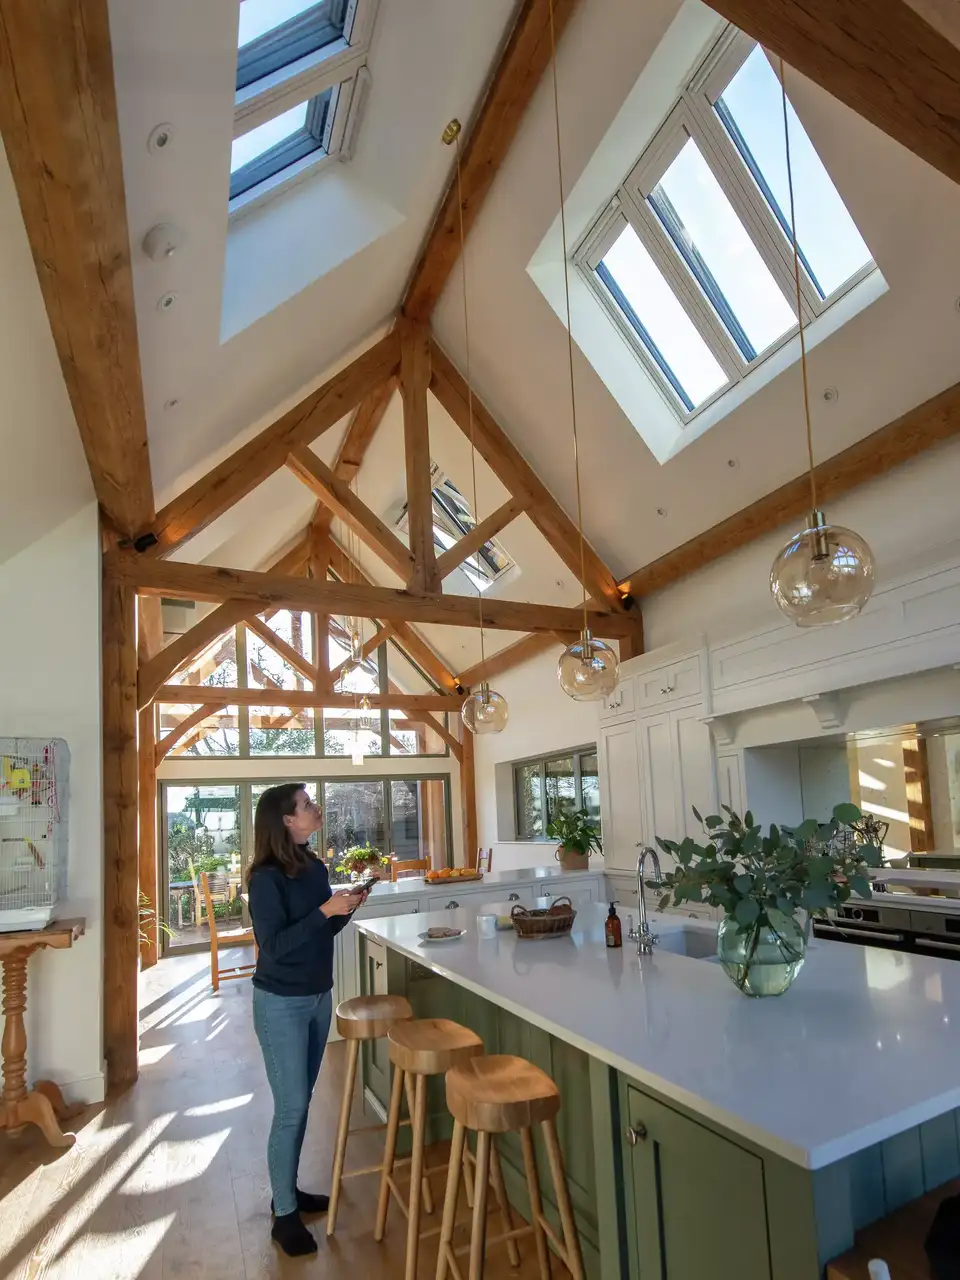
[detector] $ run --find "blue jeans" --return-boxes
[253,987,333,1216]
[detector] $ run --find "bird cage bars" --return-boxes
[0,738,69,931]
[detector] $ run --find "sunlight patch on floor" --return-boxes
[185,1094,253,1118]
[54,1213,175,1278]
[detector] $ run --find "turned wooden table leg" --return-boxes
[1,948,29,1135]
[0,948,76,1148]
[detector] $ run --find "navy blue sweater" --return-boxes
[248,853,351,997]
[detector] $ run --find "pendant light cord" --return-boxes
[453,129,487,667]
[548,0,590,640]
[778,56,817,511]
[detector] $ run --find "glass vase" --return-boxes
[716,913,806,997]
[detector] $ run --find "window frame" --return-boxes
[575,26,876,424]
[229,0,378,218]
[512,745,600,842]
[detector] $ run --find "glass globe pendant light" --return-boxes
[445,116,508,734]
[547,0,620,700]
[557,629,619,701]
[769,58,874,627]
[336,617,366,694]
[461,681,509,735]
[351,694,372,767]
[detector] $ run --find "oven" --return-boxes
[813,900,960,960]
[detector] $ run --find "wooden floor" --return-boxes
[0,949,556,1279]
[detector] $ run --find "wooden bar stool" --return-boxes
[438,1054,585,1280]
[328,994,434,1235]
[377,1018,516,1280]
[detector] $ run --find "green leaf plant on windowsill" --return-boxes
[654,803,883,997]
[547,808,602,872]
[336,844,390,881]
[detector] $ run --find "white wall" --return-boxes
[0,503,104,1103]
[473,646,600,872]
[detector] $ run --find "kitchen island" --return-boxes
[357,904,960,1279]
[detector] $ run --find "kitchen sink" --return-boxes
[655,925,719,960]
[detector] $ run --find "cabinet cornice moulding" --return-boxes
[802,693,845,732]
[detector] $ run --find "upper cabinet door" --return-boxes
[635,654,702,710]
[673,707,717,839]
[638,710,677,856]
[599,720,644,869]
[599,676,636,721]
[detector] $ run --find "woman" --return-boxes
[247,783,370,1257]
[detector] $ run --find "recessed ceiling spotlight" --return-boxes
[955,297,960,313]
[726,457,739,470]
[148,123,174,154]
[656,507,667,517]
[157,291,178,312]
[555,578,565,589]
[822,386,839,404]
[142,222,186,261]
[164,398,180,411]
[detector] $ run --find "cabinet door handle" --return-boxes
[375,960,383,970]
[446,900,459,909]
[625,1123,648,1146]
[508,893,520,902]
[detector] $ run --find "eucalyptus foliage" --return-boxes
[655,803,883,937]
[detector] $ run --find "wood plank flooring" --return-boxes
[0,949,557,1279]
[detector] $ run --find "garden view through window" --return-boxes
[514,748,600,841]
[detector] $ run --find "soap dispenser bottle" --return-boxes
[605,902,622,949]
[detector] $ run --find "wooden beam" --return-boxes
[399,320,439,593]
[287,446,415,582]
[402,0,581,322]
[136,535,309,708]
[706,0,960,189]
[460,727,478,871]
[308,528,334,695]
[111,554,640,638]
[155,704,219,764]
[456,633,559,688]
[335,376,396,481]
[435,496,526,581]
[154,685,463,711]
[102,558,139,1089]
[430,341,627,612]
[137,598,163,970]
[620,379,960,598]
[143,332,400,557]
[0,0,154,539]
[245,615,316,684]
[327,538,460,693]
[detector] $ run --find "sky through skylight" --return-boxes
[238,0,319,48]
[231,102,308,172]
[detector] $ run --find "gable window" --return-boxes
[578,29,874,421]
[230,0,378,214]
[514,749,600,841]
[398,465,515,593]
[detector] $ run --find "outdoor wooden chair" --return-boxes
[188,858,231,928]
[391,857,430,882]
[199,871,256,992]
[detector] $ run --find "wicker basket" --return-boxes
[511,896,576,940]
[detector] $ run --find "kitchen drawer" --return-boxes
[635,654,701,709]
[535,879,599,909]
[599,677,636,721]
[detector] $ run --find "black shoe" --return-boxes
[271,1211,317,1258]
[270,1189,330,1217]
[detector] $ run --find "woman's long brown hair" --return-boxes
[247,783,316,883]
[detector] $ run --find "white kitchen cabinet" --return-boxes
[635,653,702,710]
[534,877,600,909]
[599,676,636,722]
[333,897,422,1040]
[717,752,745,818]
[638,706,716,855]
[598,719,645,870]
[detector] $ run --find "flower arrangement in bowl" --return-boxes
[336,844,390,881]
[654,803,882,997]
[546,808,602,872]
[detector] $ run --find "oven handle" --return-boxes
[815,924,906,944]
[915,937,960,954]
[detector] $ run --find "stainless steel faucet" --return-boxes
[628,845,662,955]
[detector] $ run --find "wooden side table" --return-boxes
[0,918,86,1148]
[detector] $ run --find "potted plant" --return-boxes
[336,843,389,881]
[547,809,602,872]
[654,803,882,997]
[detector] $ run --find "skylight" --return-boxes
[579,29,876,421]
[230,0,376,214]
[397,468,515,593]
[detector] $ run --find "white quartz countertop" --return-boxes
[358,903,960,1170]
[357,865,598,903]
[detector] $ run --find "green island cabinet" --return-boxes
[359,931,960,1279]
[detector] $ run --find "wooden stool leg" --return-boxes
[327,1037,360,1236]
[375,1064,405,1242]
[405,1069,435,1214]
[405,1073,428,1280]
[468,1130,491,1280]
[520,1128,551,1280]
[542,1119,584,1280]
[436,1119,466,1280]
[489,1141,521,1267]
[462,1141,475,1209]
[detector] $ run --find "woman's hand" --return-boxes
[321,891,362,918]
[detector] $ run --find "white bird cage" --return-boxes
[0,738,69,931]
